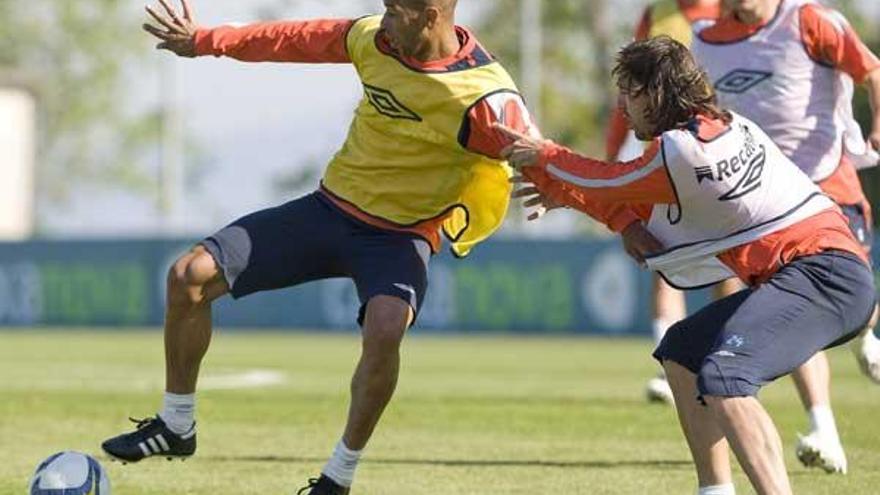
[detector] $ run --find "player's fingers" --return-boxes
[500,144,514,159]
[143,23,172,40]
[145,6,179,32]
[509,175,528,184]
[157,0,183,24]
[180,0,194,21]
[492,122,529,142]
[523,196,544,208]
[511,187,539,198]
[527,207,546,221]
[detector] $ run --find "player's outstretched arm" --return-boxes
[143,0,198,57]
[143,0,352,63]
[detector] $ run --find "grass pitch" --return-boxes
[2,330,879,494]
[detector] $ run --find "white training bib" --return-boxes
[643,113,834,288]
[692,0,868,181]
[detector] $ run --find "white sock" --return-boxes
[322,440,363,487]
[808,404,840,441]
[158,392,195,436]
[697,483,736,495]
[653,317,673,346]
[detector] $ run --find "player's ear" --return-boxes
[424,7,440,28]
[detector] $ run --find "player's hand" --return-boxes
[143,0,198,57]
[493,123,546,170]
[510,175,562,221]
[620,222,663,266]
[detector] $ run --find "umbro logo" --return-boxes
[364,84,422,121]
[715,69,772,94]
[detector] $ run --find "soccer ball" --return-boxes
[29,451,111,494]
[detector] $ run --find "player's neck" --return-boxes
[734,0,780,26]
[410,26,461,63]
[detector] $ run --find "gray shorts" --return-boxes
[653,250,876,398]
[201,192,431,326]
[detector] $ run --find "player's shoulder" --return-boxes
[798,2,850,35]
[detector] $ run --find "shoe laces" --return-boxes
[296,478,320,495]
[128,417,156,430]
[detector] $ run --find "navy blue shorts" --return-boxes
[201,192,431,326]
[653,250,876,398]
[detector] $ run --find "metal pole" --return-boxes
[520,0,542,121]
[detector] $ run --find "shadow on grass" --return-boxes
[201,456,692,470]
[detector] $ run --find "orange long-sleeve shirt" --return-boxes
[535,116,868,285]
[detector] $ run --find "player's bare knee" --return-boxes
[166,250,219,308]
[363,299,409,352]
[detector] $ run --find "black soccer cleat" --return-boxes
[101,416,196,463]
[297,475,350,495]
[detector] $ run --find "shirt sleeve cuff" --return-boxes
[607,210,641,233]
[193,28,215,56]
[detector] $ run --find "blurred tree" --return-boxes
[0,1,161,225]
[475,0,631,154]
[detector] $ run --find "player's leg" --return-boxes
[344,296,413,449]
[303,228,430,495]
[647,275,687,403]
[704,396,789,495]
[164,246,229,395]
[697,251,874,493]
[654,291,750,495]
[101,247,228,463]
[103,193,348,464]
[791,352,847,473]
[664,362,734,493]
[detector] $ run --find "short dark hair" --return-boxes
[612,36,731,135]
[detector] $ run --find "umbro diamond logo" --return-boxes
[364,84,422,121]
[715,69,772,94]
[718,145,766,201]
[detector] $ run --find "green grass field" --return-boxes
[2,330,879,494]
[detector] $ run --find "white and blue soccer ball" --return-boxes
[29,451,110,495]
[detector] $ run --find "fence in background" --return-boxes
[1,239,876,334]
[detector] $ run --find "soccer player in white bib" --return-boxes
[606,0,728,406]
[498,36,876,495]
[691,0,880,474]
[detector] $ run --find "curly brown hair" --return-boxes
[612,35,731,136]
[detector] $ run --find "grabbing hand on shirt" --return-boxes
[620,222,664,266]
[143,0,198,57]
[494,123,547,170]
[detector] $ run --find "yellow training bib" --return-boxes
[322,16,519,257]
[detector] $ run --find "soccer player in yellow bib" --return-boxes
[102,1,547,493]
